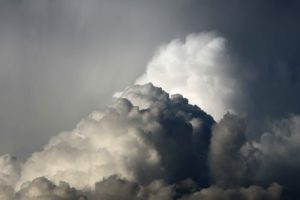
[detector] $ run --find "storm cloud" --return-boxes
[1,1,300,199]
[16,84,213,189]
[0,84,300,199]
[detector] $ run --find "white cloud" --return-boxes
[16,84,214,190]
[136,32,241,121]
[2,83,299,199]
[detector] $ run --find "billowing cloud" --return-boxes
[1,175,282,200]
[17,83,214,190]
[16,177,85,200]
[209,114,251,187]
[209,114,300,199]
[136,33,242,121]
[2,84,300,199]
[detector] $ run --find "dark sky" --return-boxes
[0,0,300,158]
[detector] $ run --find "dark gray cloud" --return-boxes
[179,183,282,200]
[209,114,300,199]
[209,114,250,187]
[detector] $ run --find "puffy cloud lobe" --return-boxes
[114,83,169,110]
[209,114,300,199]
[254,115,300,198]
[209,114,254,187]
[17,83,214,190]
[179,183,282,200]
[136,33,242,121]
[92,176,174,200]
[16,177,85,200]
[0,155,21,187]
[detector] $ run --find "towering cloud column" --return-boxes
[136,32,242,121]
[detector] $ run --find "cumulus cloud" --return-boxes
[209,113,300,199]
[3,84,300,199]
[17,83,214,190]
[209,114,251,187]
[253,115,300,198]
[16,177,85,200]
[136,32,242,121]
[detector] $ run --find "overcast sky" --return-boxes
[1,0,300,159]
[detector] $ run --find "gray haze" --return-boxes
[0,0,300,159]
[0,0,186,158]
